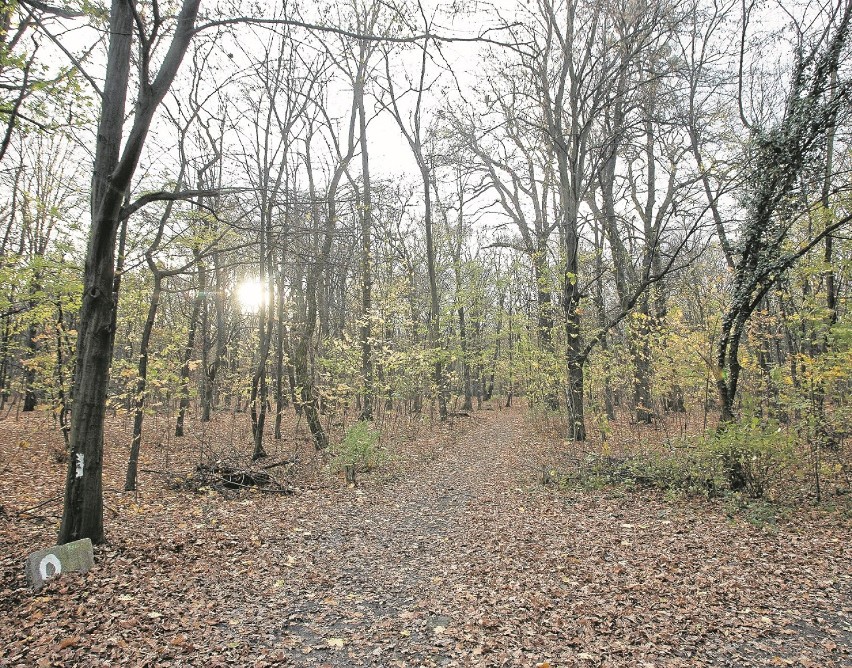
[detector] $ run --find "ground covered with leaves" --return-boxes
[1,406,850,667]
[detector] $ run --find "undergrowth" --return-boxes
[547,417,815,505]
[331,420,386,474]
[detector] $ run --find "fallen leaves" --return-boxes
[0,407,850,667]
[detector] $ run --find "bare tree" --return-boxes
[380,4,450,421]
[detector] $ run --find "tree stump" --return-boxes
[344,464,357,486]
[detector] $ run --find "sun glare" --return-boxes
[236,278,266,313]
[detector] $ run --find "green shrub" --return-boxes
[561,450,723,498]
[332,420,384,473]
[557,417,796,500]
[710,418,795,498]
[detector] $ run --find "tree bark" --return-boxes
[59,0,201,544]
[125,273,162,491]
[357,74,374,421]
[175,288,201,437]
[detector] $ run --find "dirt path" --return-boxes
[212,408,538,665]
[1,407,850,667]
[194,408,851,667]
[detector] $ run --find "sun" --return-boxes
[236,278,267,313]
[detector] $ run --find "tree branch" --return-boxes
[18,0,86,19]
[194,16,522,48]
[119,188,242,220]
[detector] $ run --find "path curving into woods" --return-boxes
[1,406,849,666]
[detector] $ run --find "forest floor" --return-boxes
[0,403,849,667]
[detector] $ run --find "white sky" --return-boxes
[6,0,827,256]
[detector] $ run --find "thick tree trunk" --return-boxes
[590,225,615,420]
[58,0,201,544]
[561,193,586,441]
[293,284,327,449]
[22,271,43,412]
[504,294,515,407]
[565,304,586,441]
[0,314,11,409]
[298,146,336,450]
[407,266,424,414]
[282,323,299,414]
[562,188,586,440]
[54,299,72,447]
[250,364,269,459]
[58,0,134,545]
[717,309,748,423]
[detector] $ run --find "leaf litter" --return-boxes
[0,406,849,666]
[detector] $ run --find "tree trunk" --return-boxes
[459,305,473,411]
[631,303,654,425]
[23,271,43,411]
[201,251,226,422]
[293,280,327,449]
[421,167,446,421]
[357,81,374,421]
[59,0,201,545]
[565,307,586,441]
[0,313,11,409]
[58,0,135,545]
[534,253,559,411]
[561,194,586,441]
[54,299,73,447]
[125,273,162,491]
[175,287,201,437]
[22,319,37,411]
[274,271,286,440]
[250,254,274,460]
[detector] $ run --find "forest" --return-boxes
[0,0,850,666]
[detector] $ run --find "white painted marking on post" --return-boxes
[75,453,84,478]
[39,554,62,580]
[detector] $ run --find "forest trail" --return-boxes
[227,406,550,665]
[1,406,850,667]
[198,407,851,667]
